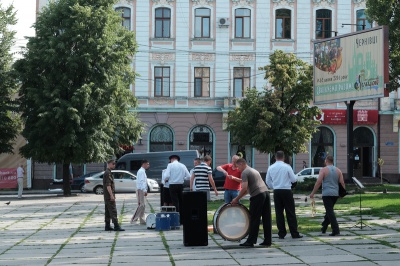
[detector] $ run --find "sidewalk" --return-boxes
[1,192,400,265]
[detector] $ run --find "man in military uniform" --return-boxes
[104,159,125,231]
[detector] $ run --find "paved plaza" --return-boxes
[1,191,400,266]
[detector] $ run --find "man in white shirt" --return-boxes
[131,160,150,225]
[266,151,302,239]
[17,164,24,199]
[164,154,191,223]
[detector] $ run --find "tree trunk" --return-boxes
[63,163,71,196]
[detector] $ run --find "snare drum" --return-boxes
[213,203,250,241]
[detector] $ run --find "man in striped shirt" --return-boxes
[190,155,218,201]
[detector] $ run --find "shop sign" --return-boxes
[314,109,378,125]
[0,168,17,189]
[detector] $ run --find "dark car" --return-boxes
[71,172,101,192]
[183,168,225,190]
[212,168,226,188]
[51,172,101,192]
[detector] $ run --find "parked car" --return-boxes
[84,170,159,195]
[295,167,322,182]
[50,172,100,192]
[212,168,226,188]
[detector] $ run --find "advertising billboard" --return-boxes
[313,26,389,104]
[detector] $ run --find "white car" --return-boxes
[295,167,322,182]
[84,170,159,195]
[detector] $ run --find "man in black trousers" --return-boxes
[231,158,272,247]
[266,151,302,239]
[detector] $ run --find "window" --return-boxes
[115,7,131,30]
[189,126,213,159]
[155,8,171,38]
[154,67,170,97]
[195,8,210,38]
[356,9,373,31]
[233,67,250,97]
[316,9,332,39]
[194,67,210,97]
[150,125,173,152]
[235,8,251,38]
[276,9,291,39]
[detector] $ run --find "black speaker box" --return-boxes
[182,191,208,246]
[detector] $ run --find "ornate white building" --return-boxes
[32,0,399,187]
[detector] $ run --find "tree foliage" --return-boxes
[227,50,321,156]
[0,3,20,154]
[366,0,400,90]
[14,0,144,194]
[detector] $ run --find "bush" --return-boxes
[293,177,317,192]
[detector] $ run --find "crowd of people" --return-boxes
[102,151,345,247]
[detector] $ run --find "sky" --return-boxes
[2,0,36,58]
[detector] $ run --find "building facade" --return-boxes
[31,0,400,188]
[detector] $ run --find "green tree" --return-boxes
[366,0,400,90]
[14,0,144,195]
[227,50,321,159]
[0,3,20,154]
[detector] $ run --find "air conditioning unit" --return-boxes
[218,17,230,27]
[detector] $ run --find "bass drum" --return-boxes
[213,203,250,241]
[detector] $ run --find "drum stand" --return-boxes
[351,177,370,230]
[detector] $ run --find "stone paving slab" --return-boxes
[1,192,400,266]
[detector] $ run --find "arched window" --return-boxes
[155,7,171,38]
[115,7,131,30]
[189,126,213,159]
[149,125,173,152]
[311,127,334,167]
[316,9,332,39]
[230,134,253,166]
[276,9,291,39]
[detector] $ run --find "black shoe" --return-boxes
[278,236,285,239]
[329,232,340,236]
[321,226,327,234]
[292,235,303,239]
[239,242,254,247]
[114,226,125,231]
[259,241,271,246]
[105,224,114,231]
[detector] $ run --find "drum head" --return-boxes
[216,204,250,241]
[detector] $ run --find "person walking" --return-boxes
[190,155,218,201]
[164,154,191,223]
[17,164,24,199]
[217,155,242,203]
[131,160,150,225]
[266,151,302,239]
[231,158,272,247]
[310,155,345,236]
[103,159,125,231]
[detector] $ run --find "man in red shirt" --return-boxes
[217,155,242,203]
